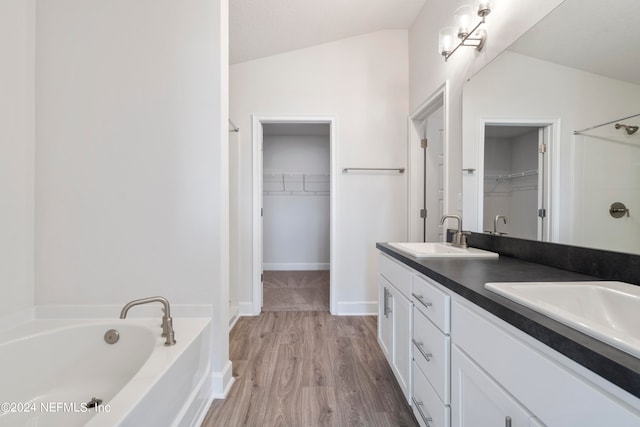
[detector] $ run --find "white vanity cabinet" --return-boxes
[378,253,412,400]
[452,298,640,426]
[411,274,451,427]
[377,249,640,426]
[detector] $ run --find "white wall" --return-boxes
[409,0,564,228]
[0,0,35,320]
[35,0,231,394]
[462,51,640,251]
[231,30,409,314]
[263,133,330,270]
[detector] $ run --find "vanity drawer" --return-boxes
[413,360,450,427]
[412,274,451,333]
[379,253,411,298]
[413,308,450,404]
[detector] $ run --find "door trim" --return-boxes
[252,115,338,315]
[475,118,560,242]
[408,82,450,242]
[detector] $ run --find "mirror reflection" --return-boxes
[483,125,543,240]
[462,0,640,254]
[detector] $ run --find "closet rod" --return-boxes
[342,167,405,173]
[573,112,640,135]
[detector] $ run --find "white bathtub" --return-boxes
[0,317,212,427]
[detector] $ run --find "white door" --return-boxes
[425,115,445,242]
[409,85,448,244]
[452,346,533,427]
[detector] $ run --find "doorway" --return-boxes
[252,116,337,315]
[481,123,551,240]
[262,123,330,311]
[408,83,449,242]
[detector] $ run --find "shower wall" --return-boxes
[0,0,35,319]
[574,130,640,253]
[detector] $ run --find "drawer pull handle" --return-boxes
[412,293,433,309]
[505,416,512,427]
[411,397,433,426]
[412,339,433,361]
[384,288,392,318]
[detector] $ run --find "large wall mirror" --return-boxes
[462,0,640,255]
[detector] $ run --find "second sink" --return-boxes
[485,281,640,358]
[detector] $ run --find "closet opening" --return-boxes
[482,124,551,240]
[252,117,337,314]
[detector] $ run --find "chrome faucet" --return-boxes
[494,215,508,235]
[440,214,469,249]
[120,296,176,346]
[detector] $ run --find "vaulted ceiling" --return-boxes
[229,0,427,64]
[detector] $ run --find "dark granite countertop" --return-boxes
[376,242,640,399]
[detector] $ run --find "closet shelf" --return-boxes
[263,172,329,195]
[485,169,538,180]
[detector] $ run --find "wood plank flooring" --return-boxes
[262,270,330,312]
[202,311,417,427]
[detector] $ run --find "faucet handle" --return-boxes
[459,231,471,248]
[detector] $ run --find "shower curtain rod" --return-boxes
[573,112,640,135]
[228,119,239,133]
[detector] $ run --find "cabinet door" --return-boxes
[378,275,393,360]
[393,286,411,400]
[452,346,533,427]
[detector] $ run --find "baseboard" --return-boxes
[238,301,258,316]
[34,304,213,319]
[334,300,377,316]
[263,263,329,271]
[211,360,235,399]
[229,312,240,330]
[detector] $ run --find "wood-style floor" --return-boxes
[262,270,330,312]
[202,311,417,427]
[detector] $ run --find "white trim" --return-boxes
[238,301,255,316]
[263,263,330,271]
[407,81,450,242]
[252,115,338,315]
[228,311,240,331]
[210,360,235,399]
[335,300,378,316]
[475,118,560,242]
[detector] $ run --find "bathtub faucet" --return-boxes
[120,296,176,346]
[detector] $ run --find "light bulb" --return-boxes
[455,5,474,39]
[438,27,456,57]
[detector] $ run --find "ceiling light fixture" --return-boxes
[439,1,491,61]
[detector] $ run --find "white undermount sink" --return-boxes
[485,281,640,358]
[388,242,498,258]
